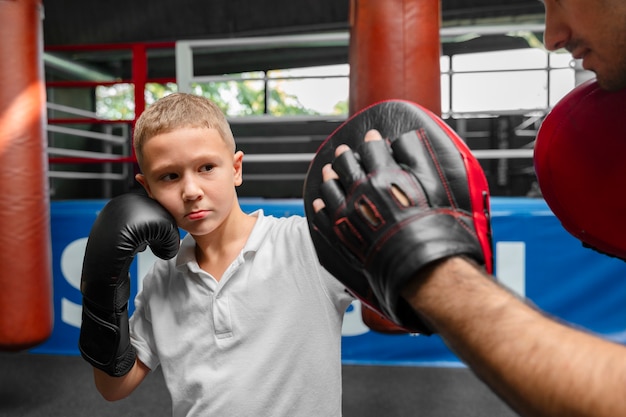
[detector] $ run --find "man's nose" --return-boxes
[543,3,571,51]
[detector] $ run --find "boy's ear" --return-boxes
[135,173,153,197]
[233,151,244,186]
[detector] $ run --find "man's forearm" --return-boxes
[403,257,626,417]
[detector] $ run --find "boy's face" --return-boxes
[135,127,243,238]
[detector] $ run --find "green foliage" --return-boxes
[95,84,135,120]
[333,100,349,115]
[95,72,347,119]
[146,83,178,106]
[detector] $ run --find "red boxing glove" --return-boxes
[534,79,626,260]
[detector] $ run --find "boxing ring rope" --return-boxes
[46,101,132,185]
[240,148,535,163]
[45,42,178,197]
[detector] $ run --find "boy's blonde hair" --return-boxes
[133,93,236,167]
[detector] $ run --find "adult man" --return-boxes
[308,1,626,416]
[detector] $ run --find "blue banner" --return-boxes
[34,197,626,366]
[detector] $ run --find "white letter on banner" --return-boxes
[60,239,158,329]
[342,300,370,336]
[60,238,88,328]
[137,249,158,294]
[496,241,526,297]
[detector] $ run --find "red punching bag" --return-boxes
[349,0,442,116]
[348,0,442,333]
[0,0,54,350]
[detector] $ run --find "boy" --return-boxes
[88,93,353,416]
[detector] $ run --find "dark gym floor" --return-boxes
[0,352,518,417]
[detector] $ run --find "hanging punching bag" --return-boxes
[0,0,54,350]
[349,0,442,116]
[348,0,442,333]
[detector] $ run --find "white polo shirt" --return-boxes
[130,210,353,417]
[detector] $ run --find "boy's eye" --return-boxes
[200,164,214,172]
[159,173,178,182]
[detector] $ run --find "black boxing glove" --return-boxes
[305,100,492,332]
[79,193,180,377]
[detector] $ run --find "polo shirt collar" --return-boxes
[175,209,270,270]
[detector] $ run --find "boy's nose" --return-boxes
[182,177,203,201]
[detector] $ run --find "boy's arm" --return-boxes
[403,257,626,417]
[93,358,151,401]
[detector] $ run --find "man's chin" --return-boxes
[595,73,626,92]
